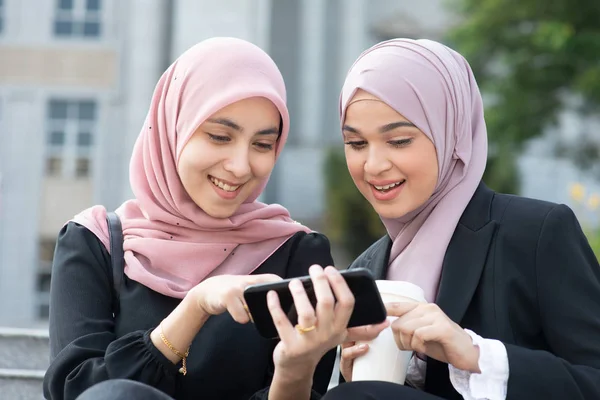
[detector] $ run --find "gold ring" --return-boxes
[242,303,254,323]
[295,324,317,334]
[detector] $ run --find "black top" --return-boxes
[348,182,600,400]
[43,222,336,400]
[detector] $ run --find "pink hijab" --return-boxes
[340,39,488,302]
[73,37,310,299]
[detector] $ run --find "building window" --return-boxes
[46,99,97,178]
[75,157,90,177]
[46,157,63,177]
[54,0,102,38]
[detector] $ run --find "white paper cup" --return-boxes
[351,280,426,384]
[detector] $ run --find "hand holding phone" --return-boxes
[243,267,387,339]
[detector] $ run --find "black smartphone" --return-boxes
[243,268,386,339]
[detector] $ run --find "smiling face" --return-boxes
[177,96,281,218]
[343,89,439,219]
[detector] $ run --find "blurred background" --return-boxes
[0,0,599,332]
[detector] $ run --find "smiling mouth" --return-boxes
[209,176,243,192]
[371,180,406,193]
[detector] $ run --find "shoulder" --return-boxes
[277,231,331,253]
[58,221,108,251]
[295,231,332,251]
[53,221,111,275]
[490,192,569,231]
[489,193,589,266]
[277,232,334,277]
[348,235,390,270]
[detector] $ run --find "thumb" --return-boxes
[245,273,283,286]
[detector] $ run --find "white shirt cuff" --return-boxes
[448,329,509,400]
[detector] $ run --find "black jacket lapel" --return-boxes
[435,221,497,323]
[435,183,497,323]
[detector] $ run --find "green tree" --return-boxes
[448,0,600,192]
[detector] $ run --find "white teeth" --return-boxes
[373,181,404,190]
[210,177,240,192]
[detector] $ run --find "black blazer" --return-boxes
[348,182,600,399]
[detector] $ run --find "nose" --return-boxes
[364,145,392,176]
[223,144,252,178]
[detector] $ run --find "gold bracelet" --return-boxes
[159,322,190,375]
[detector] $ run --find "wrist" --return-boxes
[273,362,316,384]
[270,364,314,400]
[184,288,210,328]
[467,343,481,373]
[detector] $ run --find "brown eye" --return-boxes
[207,133,230,143]
[344,140,367,150]
[255,142,274,151]
[389,138,413,148]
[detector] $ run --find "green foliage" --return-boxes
[448,0,600,189]
[586,228,600,260]
[323,147,386,259]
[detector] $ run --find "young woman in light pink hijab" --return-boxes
[43,37,384,400]
[323,39,600,400]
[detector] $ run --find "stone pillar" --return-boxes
[120,0,171,200]
[0,91,44,326]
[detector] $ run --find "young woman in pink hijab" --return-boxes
[43,37,384,400]
[323,39,600,399]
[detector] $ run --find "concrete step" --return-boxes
[0,327,49,370]
[0,369,45,400]
[0,327,49,400]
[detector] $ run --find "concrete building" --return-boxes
[1,0,598,328]
[0,0,370,328]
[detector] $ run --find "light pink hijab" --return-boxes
[340,39,488,302]
[73,37,310,299]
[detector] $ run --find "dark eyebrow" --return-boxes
[379,121,417,133]
[342,124,359,134]
[256,127,279,136]
[206,118,278,136]
[206,118,242,131]
[343,121,417,135]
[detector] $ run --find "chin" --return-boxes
[371,202,412,220]
[202,206,238,219]
[191,196,239,219]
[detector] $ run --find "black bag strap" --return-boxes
[106,211,124,316]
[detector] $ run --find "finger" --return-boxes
[266,290,295,340]
[340,343,368,383]
[391,314,436,352]
[346,321,390,342]
[228,296,252,324]
[385,301,420,317]
[310,265,336,322]
[409,325,443,356]
[412,324,443,345]
[341,341,356,350]
[324,267,355,329]
[341,343,370,361]
[390,304,439,333]
[288,279,317,330]
[394,330,412,351]
[391,314,436,337]
[245,273,283,286]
